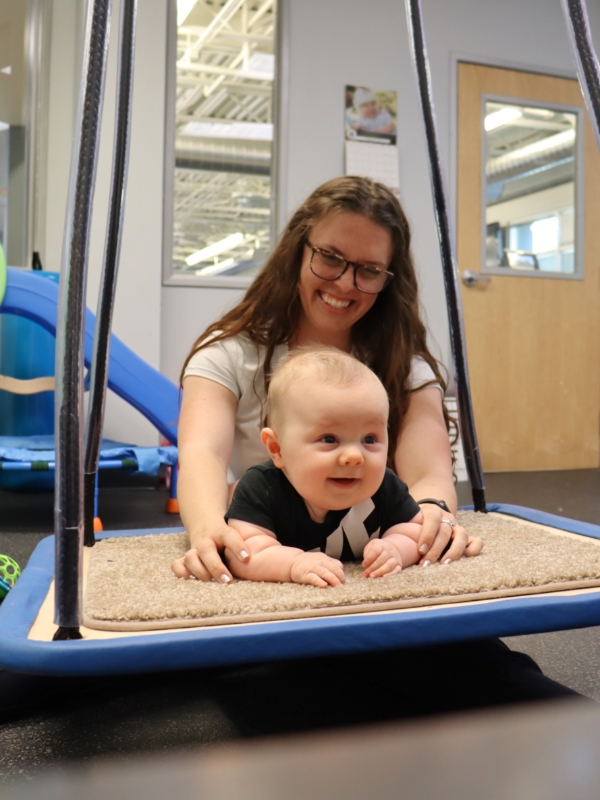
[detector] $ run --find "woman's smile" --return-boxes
[318,290,353,311]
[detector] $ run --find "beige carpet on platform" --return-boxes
[83,512,600,631]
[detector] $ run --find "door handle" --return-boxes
[462,270,492,287]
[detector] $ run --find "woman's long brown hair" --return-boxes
[181,176,452,468]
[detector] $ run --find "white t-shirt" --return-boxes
[184,334,440,481]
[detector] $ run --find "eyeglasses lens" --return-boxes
[312,249,388,294]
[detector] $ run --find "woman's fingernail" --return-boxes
[422,560,431,567]
[240,550,249,560]
[443,558,452,565]
[189,575,197,581]
[220,574,231,584]
[419,544,428,554]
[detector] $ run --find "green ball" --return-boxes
[0,555,21,587]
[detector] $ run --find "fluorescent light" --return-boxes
[180,121,273,141]
[186,232,246,266]
[509,128,575,160]
[177,0,198,26]
[0,121,8,132]
[195,258,235,276]
[485,107,522,131]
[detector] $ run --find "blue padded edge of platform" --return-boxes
[2,507,600,676]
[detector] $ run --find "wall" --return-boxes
[161,0,600,389]
[160,285,243,386]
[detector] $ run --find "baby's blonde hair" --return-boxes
[266,345,388,430]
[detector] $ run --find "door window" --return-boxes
[483,98,582,279]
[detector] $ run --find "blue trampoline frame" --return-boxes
[2,504,600,677]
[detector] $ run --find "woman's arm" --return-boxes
[172,376,249,583]
[394,386,469,564]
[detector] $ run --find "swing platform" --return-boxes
[2,504,600,677]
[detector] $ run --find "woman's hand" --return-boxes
[416,503,483,565]
[395,386,477,564]
[172,521,250,583]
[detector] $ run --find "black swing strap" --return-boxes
[84,0,138,547]
[53,0,112,638]
[561,0,600,152]
[404,0,486,512]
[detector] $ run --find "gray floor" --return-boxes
[1,470,600,782]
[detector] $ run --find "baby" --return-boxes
[225,347,428,588]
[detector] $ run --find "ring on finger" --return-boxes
[440,519,456,557]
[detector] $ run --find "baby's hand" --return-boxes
[290,552,345,588]
[362,538,402,579]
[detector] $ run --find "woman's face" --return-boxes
[296,211,393,350]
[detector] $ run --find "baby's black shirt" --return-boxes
[226,460,419,561]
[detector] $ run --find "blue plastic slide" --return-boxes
[1,268,179,445]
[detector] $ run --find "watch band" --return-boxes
[416,498,451,513]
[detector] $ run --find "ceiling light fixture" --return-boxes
[185,232,246,266]
[181,121,273,141]
[195,258,235,276]
[485,107,523,131]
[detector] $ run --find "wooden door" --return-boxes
[457,63,600,472]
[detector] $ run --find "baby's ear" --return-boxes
[261,427,284,467]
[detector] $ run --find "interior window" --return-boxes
[167,0,277,286]
[483,99,580,278]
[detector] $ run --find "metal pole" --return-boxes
[84,0,137,547]
[561,0,600,153]
[404,0,486,511]
[53,0,112,640]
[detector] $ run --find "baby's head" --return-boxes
[262,347,389,519]
[353,88,380,120]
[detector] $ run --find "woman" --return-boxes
[173,176,473,582]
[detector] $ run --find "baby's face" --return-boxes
[270,376,389,522]
[358,99,380,119]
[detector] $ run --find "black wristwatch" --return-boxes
[416,498,451,513]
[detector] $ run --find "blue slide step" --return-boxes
[1,268,179,445]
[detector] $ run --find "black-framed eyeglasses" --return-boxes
[307,243,394,295]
